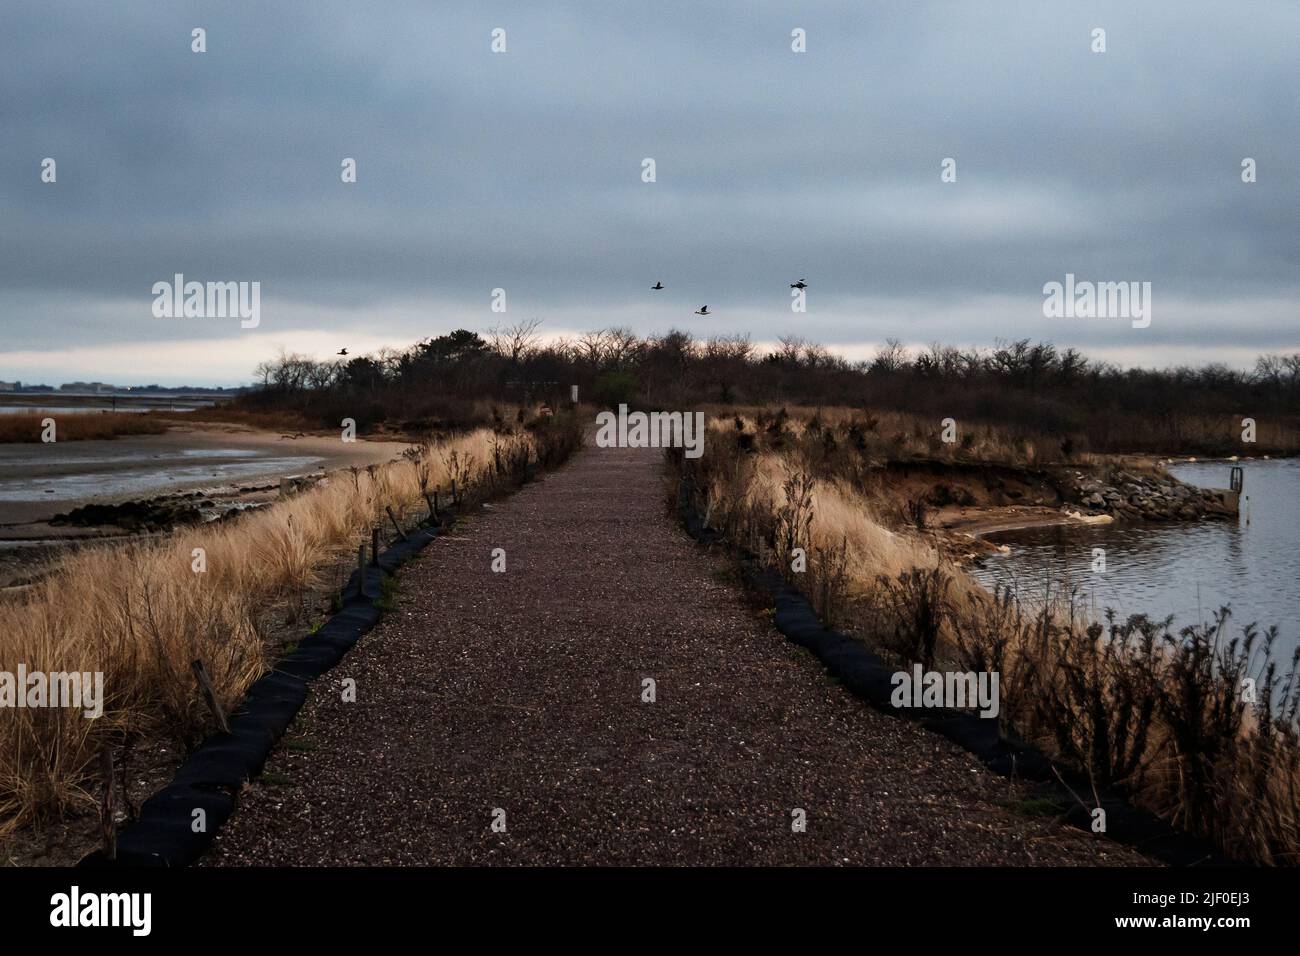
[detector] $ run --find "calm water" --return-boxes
[0,404,201,415]
[971,459,1300,662]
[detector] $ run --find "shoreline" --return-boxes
[886,455,1242,566]
[0,423,412,590]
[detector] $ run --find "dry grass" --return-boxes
[700,397,1300,460]
[685,419,950,631]
[149,406,314,433]
[679,411,1300,865]
[700,403,1106,468]
[0,420,580,834]
[0,412,168,443]
[949,590,1300,865]
[182,395,521,440]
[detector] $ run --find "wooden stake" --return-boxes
[357,543,366,595]
[451,478,458,505]
[191,659,230,734]
[100,747,117,861]
[424,492,437,521]
[386,505,408,541]
[371,527,380,566]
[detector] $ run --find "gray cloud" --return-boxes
[1,0,1297,384]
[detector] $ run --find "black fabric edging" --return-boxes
[677,474,1241,867]
[79,522,446,868]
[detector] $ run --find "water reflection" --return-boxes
[971,459,1299,661]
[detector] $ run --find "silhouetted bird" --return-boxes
[695,306,710,315]
[337,348,348,355]
[651,281,664,290]
[790,279,808,289]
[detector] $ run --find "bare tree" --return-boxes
[253,359,276,388]
[604,327,644,368]
[777,335,807,365]
[576,329,611,368]
[307,360,337,390]
[488,318,544,366]
[870,338,908,374]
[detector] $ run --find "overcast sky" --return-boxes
[1,1,1297,387]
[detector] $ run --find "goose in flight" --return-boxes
[694,306,710,315]
[790,279,808,289]
[651,281,664,290]
[337,348,349,356]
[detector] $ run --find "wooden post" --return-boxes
[371,527,380,566]
[451,479,458,505]
[191,659,231,734]
[386,505,408,541]
[433,489,440,518]
[357,543,366,595]
[424,492,437,521]
[100,747,117,861]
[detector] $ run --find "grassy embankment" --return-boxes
[0,412,167,443]
[677,406,1299,865]
[0,415,582,835]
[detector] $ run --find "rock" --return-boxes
[48,499,204,532]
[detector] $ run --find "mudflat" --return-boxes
[0,424,409,527]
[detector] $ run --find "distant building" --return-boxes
[0,381,18,392]
[59,381,116,393]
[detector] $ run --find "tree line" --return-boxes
[241,320,1300,454]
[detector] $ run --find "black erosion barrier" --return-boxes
[80,520,446,868]
[74,439,566,868]
[677,470,1241,867]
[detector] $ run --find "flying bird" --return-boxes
[337,348,348,355]
[651,281,664,290]
[790,279,808,289]
[695,306,710,315]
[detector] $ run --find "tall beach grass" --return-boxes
[677,411,1300,864]
[0,419,581,833]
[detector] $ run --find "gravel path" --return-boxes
[203,442,1151,866]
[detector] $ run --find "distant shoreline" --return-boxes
[0,392,226,413]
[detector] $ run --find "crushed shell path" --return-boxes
[203,441,1150,866]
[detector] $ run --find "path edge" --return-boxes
[675,468,1242,868]
[78,518,454,868]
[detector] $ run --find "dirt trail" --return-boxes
[204,442,1149,866]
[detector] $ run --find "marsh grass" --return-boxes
[0,417,581,834]
[951,591,1300,864]
[701,403,1105,468]
[0,412,168,443]
[679,411,1300,865]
